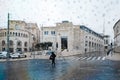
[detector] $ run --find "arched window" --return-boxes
[5,32,6,36]
[17,41,22,46]
[18,33,20,36]
[10,32,12,36]
[9,40,13,46]
[16,32,17,36]
[2,40,5,46]
[24,42,27,47]
[13,32,15,36]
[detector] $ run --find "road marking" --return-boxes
[68,56,106,61]
[102,57,106,60]
[97,56,101,60]
[78,57,83,60]
[81,57,87,60]
[91,57,96,60]
[87,57,92,60]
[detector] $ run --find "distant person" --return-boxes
[49,52,56,66]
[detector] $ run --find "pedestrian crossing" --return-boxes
[66,56,106,61]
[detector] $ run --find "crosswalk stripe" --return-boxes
[78,57,83,60]
[87,57,92,60]
[66,56,106,61]
[102,57,105,60]
[97,56,101,60]
[91,57,96,60]
[81,57,87,60]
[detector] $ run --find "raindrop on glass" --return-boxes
[80,6,82,9]
[108,21,110,24]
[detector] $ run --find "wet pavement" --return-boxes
[0,57,120,80]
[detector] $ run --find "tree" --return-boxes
[44,42,52,49]
[35,43,40,50]
[35,42,53,50]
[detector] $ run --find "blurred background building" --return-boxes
[0,20,40,53]
[41,21,106,54]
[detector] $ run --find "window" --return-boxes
[17,41,22,46]
[18,33,20,36]
[16,32,17,36]
[2,40,5,46]
[89,41,91,47]
[92,42,94,47]
[9,40,13,46]
[89,37,91,39]
[44,31,48,35]
[106,40,108,44]
[51,31,55,35]
[24,42,27,47]
[85,41,88,46]
[5,32,6,36]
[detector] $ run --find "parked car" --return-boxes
[0,51,7,59]
[46,51,54,55]
[10,53,27,59]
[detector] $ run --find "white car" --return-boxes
[10,53,26,59]
[0,51,7,59]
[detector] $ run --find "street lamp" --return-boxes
[32,34,35,59]
[7,13,10,60]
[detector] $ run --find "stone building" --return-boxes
[113,19,120,53]
[0,20,40,52]
[103,35,110,51]
[41,21,104,54]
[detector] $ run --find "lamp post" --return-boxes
[32,34,35,59]
[7,13,10,60]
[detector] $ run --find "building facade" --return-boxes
[103,35,110,51]
[80,26,104,53]
[0,20,40,52]
[113,19,120,53]
[41,21,104,53]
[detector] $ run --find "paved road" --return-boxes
[0,52,120,80]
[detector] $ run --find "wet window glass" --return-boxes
[0,0,120,80]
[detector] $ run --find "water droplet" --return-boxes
[80,6,82,9]
[48,18,50,21]
[89,0,92,2]
[111,1,113,5]
[113,19,115,21]
[73,1,76,3]
[96,19,98,22]
[94,13,97,16]
[108,21,110,24]
[77,16,80,19]
[54,4,56,7]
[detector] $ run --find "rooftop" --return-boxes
[80,25,103,39]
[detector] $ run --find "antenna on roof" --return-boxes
[103,13,105,35]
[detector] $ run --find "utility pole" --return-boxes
[7,13,10,60]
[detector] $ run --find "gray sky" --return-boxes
[0,0,120,40]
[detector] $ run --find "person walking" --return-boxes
[49,52,56,66]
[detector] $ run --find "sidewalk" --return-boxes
[106,53,120,61]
